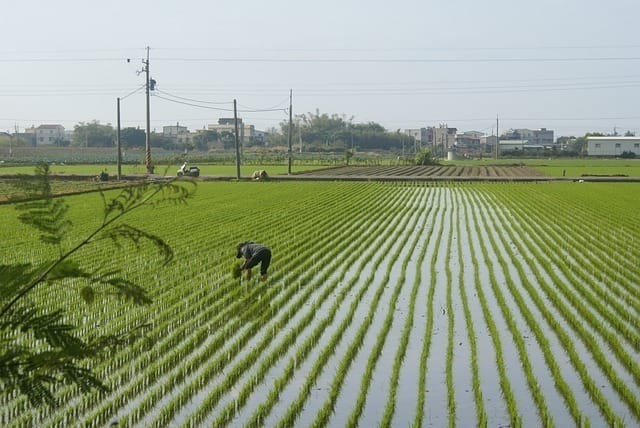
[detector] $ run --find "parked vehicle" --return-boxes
[177,162,200,177]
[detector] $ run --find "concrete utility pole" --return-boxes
[143,47,152,174]
[234,99,241,180]
[496,114,500,160]
[287,89,293,175]
[116,97,122,180]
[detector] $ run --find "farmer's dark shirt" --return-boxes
[239,243,270,268]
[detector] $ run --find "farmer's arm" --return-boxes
[240,247,253,269]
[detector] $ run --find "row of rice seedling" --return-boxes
[380,188,439,427]
[141,183,403,426]
[468,186,589,425]
[246,189,430,421]
[240,194,418,427]
[3,181,639,427]
[485,184,640,424]
[188,186,419,427]
[467,187,571,426]
[130,184,389,426]
[337,187,434,428]
[414,186,449,427]
[2,181,376,424]
[453,190,487,427]
[508,187,640,339]
[267,187,428,428]
[444,189,457,426]
[50,185,284,427]
[152,183,408,424]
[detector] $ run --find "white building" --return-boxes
[207,118,256,143]
[586,136,640,156]
[504,128,554,146]
[499,139,552,155]
[35,124,65,145]
[163,124,189,145]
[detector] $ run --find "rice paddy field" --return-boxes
[1,179,639,427]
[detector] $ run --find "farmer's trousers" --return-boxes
[245,249,271,275]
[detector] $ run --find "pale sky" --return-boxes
[2,0,639,139]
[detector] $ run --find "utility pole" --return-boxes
[117,98,122,180]
[287,89,293,175]
[234,99,241,180]
[143,46,152,174]
[7,129,12,157]
[496,114,499,160]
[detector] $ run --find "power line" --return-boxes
[154,91,288,113]
[152,56,640,64]
[120,84,146,100]
[154,89,232,105]
[153,94,235,112]
[4,55,640,64]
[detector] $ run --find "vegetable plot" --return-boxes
[1,181,639,427]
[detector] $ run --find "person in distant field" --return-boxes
[251,170,268,181]
[236,241,271,281]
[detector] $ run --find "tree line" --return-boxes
[266,110,408,152]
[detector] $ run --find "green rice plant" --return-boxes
[341,186,432,428]
[472,188,586,426]
[463,190,521,428]
[242,187,423,428]
[275,187,426,428]
[454,188,487,426]
[467,188,555,426]
[172,185,412,428]
[445,190,456,427]
[483,184,637,425]
[380,185,438,426]
[231,262,243,279]
[413,189,447,428]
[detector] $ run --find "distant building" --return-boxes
[499,139,546,154]
[503,128,554,146]
[431,125,457,156]
[207,118,256,143]
[480,135,498,156]
[35,124,65,145]
[163,124,189,145]
[403,128,429,145]
[254,129,269,144]
[456,131,483,148]
[586,136,640,156]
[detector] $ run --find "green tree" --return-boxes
[120,127,146,148]
[192,130,219,151]
[345,149,354,165]
[277,110,404,152]
[414,148,437,165]
[72,121,116,147]
[0,164,195,407]
[151,134,178,150]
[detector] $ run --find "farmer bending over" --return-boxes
[236,241,271,281]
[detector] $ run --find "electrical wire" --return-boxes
[152,56,640,64]
[154,89,232,105]
[154,90,288,113]
[153,94,235,112]
[120,84,146,100]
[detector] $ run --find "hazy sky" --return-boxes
[2,0,639,138]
